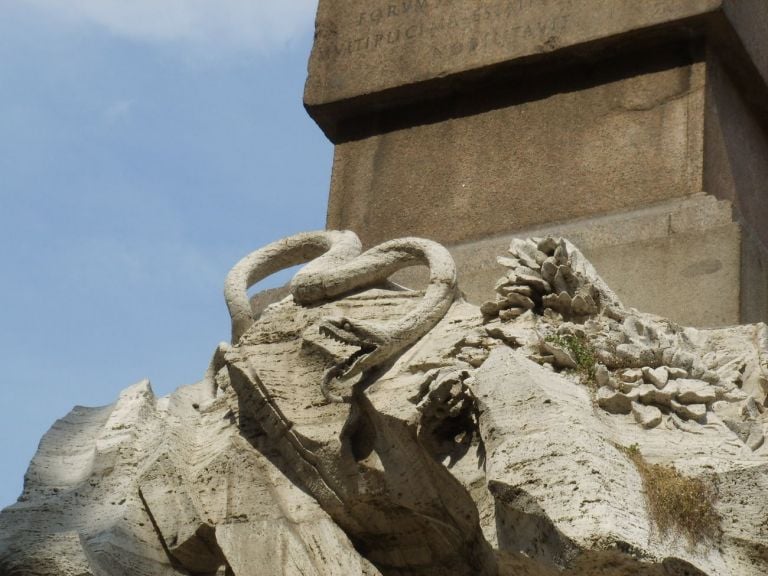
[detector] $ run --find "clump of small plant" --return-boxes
[545,333,596,386]
[617,443,720,544]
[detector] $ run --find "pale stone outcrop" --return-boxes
[1,232,767,575]
[0,378,379,576]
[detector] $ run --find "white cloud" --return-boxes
[25,0,318,53]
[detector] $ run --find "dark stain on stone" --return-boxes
[681,259,723,278]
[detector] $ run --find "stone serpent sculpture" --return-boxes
[197,231,494,576]
[208,230,457,403]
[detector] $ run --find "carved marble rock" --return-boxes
[1,231,767,576]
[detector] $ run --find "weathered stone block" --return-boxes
[310,3,768,329]
[306,0,719,127]
[306,0,768,141]
[393,194,742,327]
[328,61,706,247]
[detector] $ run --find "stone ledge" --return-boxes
[394,194,741,327]
[305,0,767,143]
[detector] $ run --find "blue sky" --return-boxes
[0,0,329,507]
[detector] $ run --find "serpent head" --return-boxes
[319,316,394,402]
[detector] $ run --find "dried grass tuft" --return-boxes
[619,443,720,544]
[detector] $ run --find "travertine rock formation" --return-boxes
[1,232,767,576]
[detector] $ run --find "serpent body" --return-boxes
[220,230,457,402]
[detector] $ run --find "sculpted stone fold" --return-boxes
[1,232,767,576]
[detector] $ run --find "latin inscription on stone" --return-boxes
[306,0,720,106]
[315,0,572,61]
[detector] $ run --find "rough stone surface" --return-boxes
[2,233,768,576]
[703,51,768,324]
[0,380,383,576]
[676,379,718,404]
[722,0,768,91]
[310,2,768,332]
[306,0,722,127]
[305,0,768,147]
[597,387,632,415]
[632,402,663,429]
[393,194,741,328]
[328,62,705,248]
[643,366,669,389]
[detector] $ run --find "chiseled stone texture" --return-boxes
[305,0,719,108]
[722,0,768,90]
[0,379,380,576]
[305,0,767,141]
[2,235,768,575]
[475,347,649,562]
[327,62,705,247]
[703,52,768,323]
[394,194,741,327]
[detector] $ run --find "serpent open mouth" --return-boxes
[319,317,378,379]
